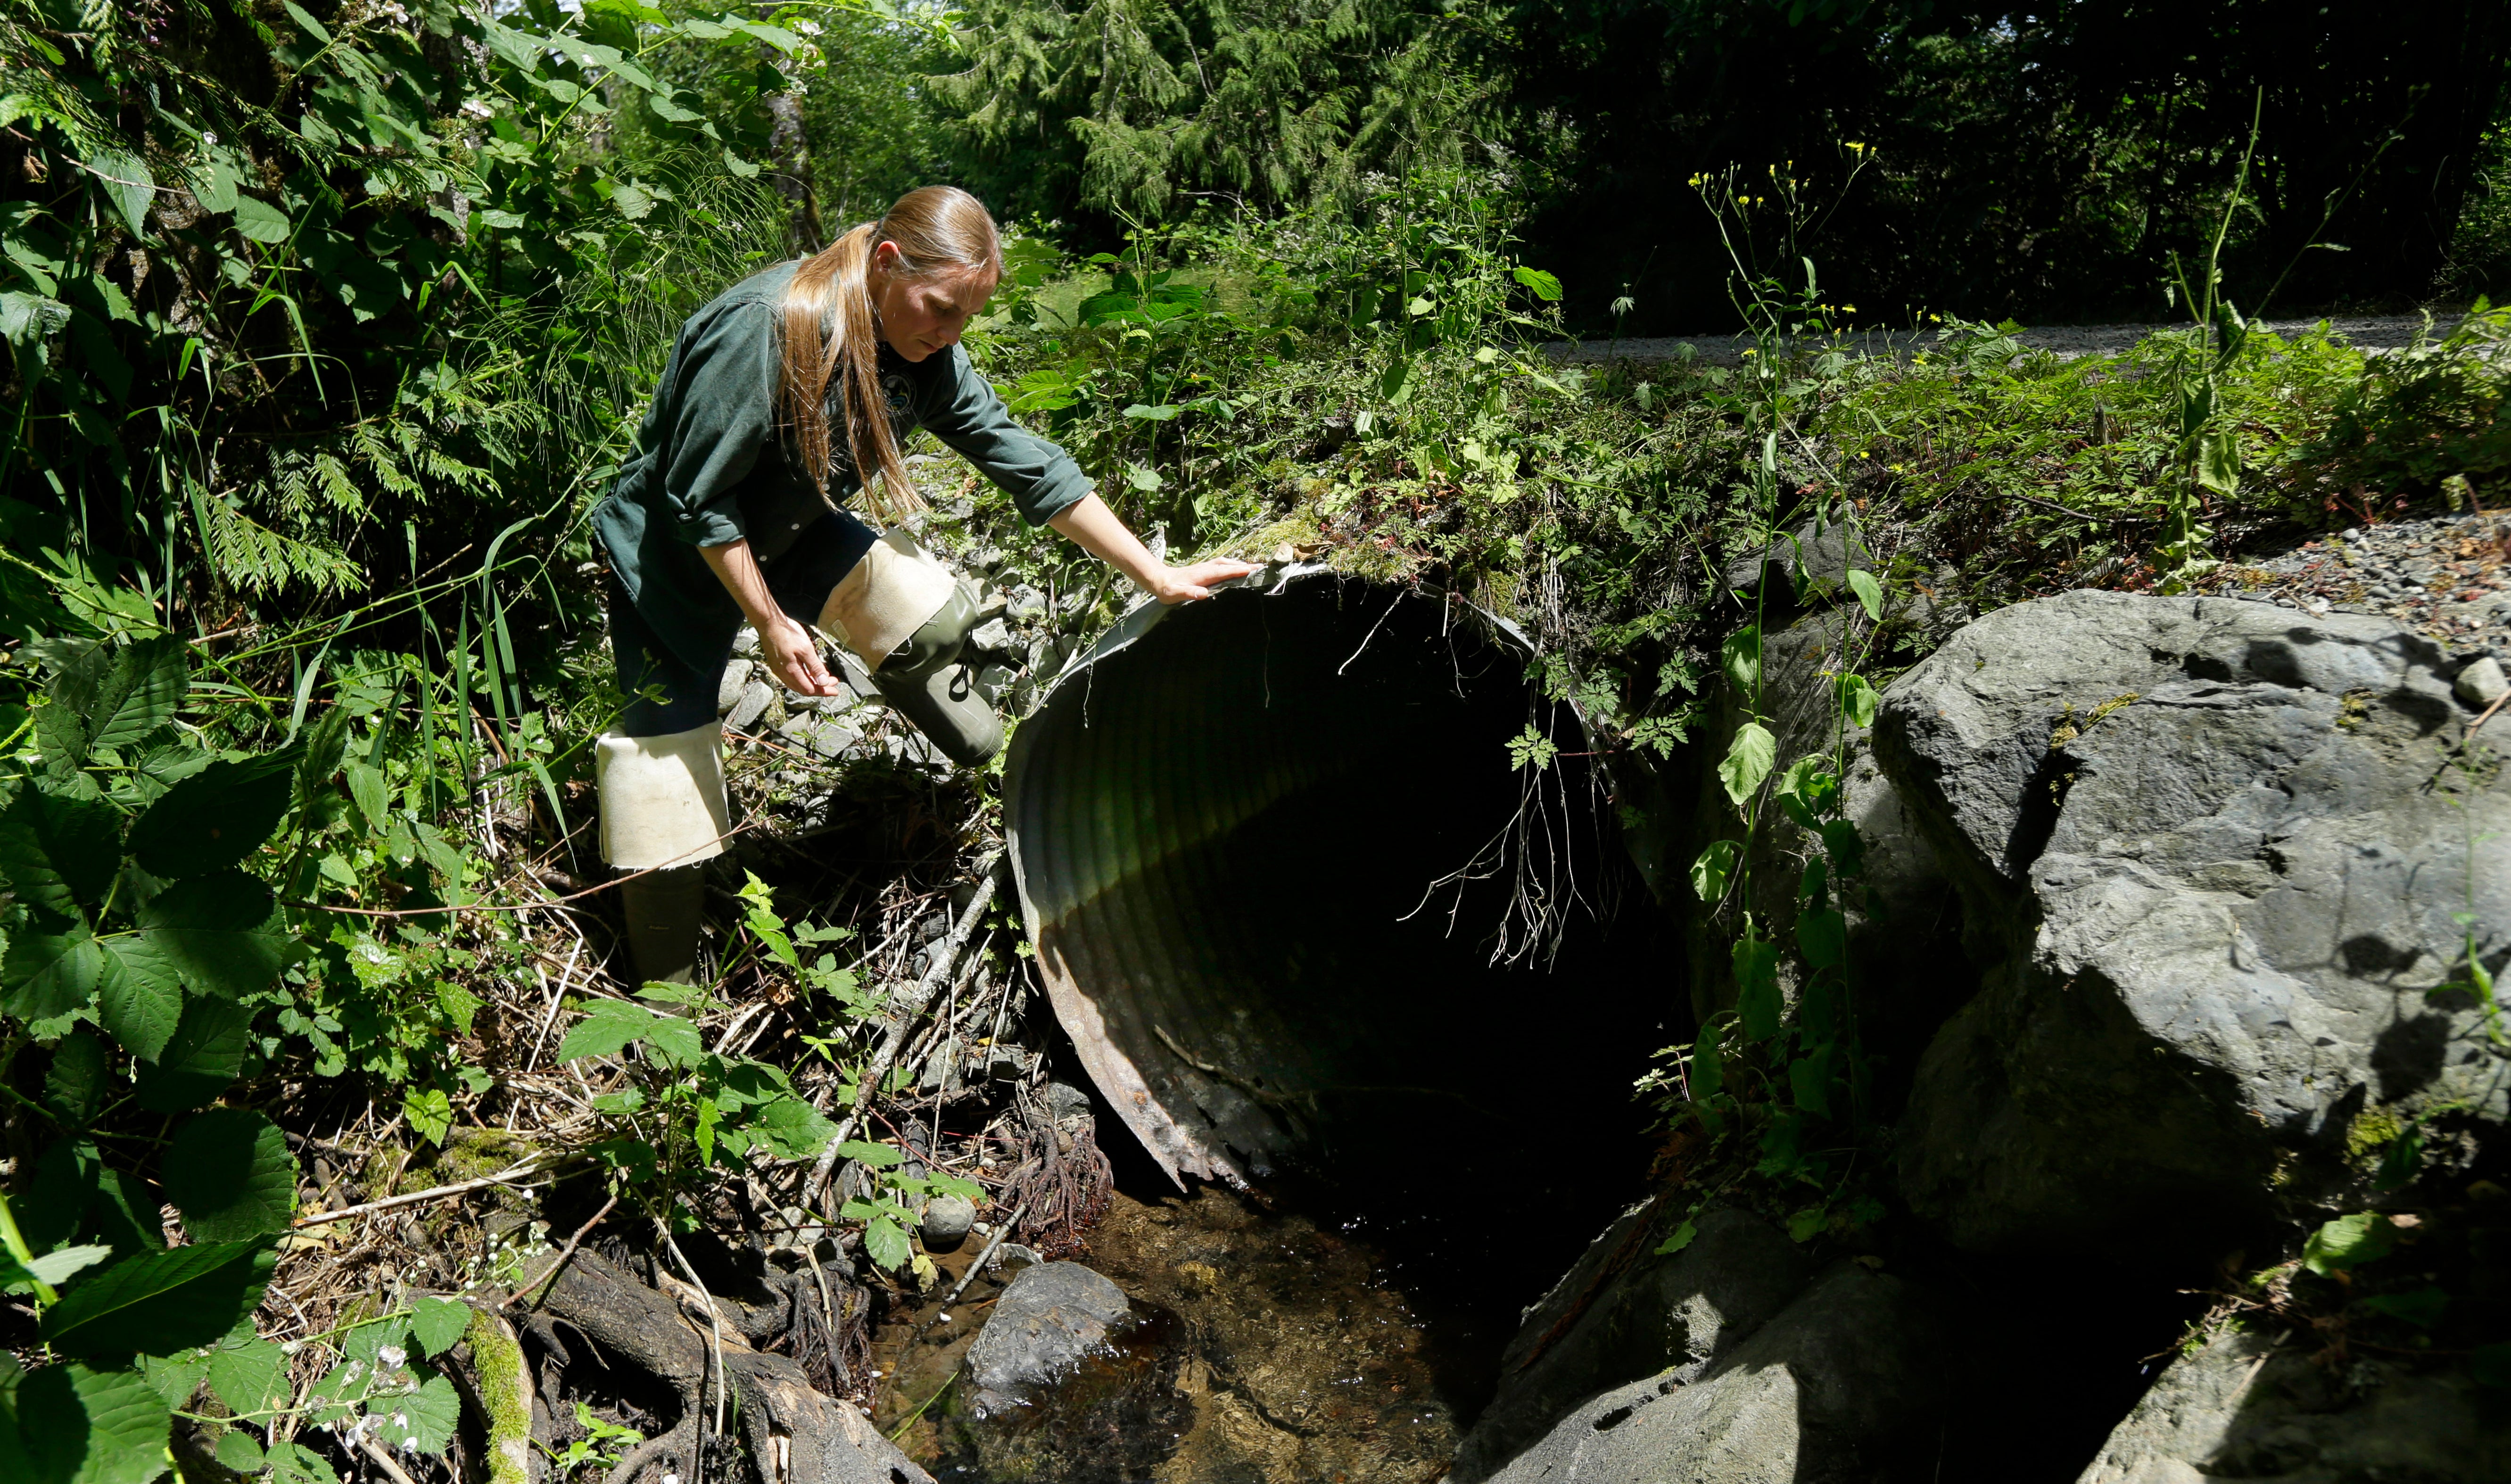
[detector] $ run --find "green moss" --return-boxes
[466,1306,534,1484]
[400,1128,541,1194]
[2348,1105,2406,1161]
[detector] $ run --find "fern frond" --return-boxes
[314,450,372,513]
[197,493,363,595]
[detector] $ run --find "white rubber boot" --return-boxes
[595,721,731,984]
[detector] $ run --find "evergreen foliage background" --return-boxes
[1502,0,2511,331]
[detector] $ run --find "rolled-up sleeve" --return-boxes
[661,300,781,546]
[921,346,1094,526]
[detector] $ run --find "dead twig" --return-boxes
[655,1220,728,1441]
[808,851,1006,1207]
[939,1200,1030,1310]
[356,1433,422,1484]
[291,1154,584,1228]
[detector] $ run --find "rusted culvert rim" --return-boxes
[1002,564,1602,1189]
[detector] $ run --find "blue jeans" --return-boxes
[607,510,880,737]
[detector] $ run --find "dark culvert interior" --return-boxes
[1002,573,1671,1374]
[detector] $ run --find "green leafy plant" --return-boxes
[2303,1211,2399,1276]
[546,1400,645,1475]
[830,1137,983,1279]
[559,983,839,1186]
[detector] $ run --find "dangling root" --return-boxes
[999,1088,1113,1259]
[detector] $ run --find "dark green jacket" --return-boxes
[593,260,1091,655]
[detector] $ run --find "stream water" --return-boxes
[874,1184,1471,1482]
[867,1110,1651,1484]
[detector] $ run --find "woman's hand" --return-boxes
[1150,557,1262,604]
[758,611,842,697]
[701,538,842,699]
[1048,495,1260,605]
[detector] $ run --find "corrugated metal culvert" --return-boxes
[1005,567,1649,1189]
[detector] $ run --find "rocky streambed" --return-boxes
[871,1184,1479,1482]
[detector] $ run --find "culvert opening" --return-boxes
[1004,570,1668,1279]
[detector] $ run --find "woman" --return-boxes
[592,185,1253,984]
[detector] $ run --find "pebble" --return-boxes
[833,648,879,701]
[1047,1081,1093,1124]
[784,715,863,760]
[921,1195,976,1250]
[967,617,1013,656]
[716,659,754,714]
[2200,510,2511,659]
[726,679,776,733]
[1031,635,1080,679]
[985,1242,1043,1275]
[1006,586,1047,624]
[2459,656,2508,708]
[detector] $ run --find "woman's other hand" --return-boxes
[1151,557,1261,604]
[758,611,843,697]
[701,538,842,699]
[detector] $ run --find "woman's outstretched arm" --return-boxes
[1048,494,1257,604]
[700,538,843,696]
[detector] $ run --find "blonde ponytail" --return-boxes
[779,187,1004,524]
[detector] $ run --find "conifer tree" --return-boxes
[938,0,1502,224]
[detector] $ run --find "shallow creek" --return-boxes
[867,1175,1562,1484]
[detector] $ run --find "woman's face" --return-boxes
[869,241,997,362]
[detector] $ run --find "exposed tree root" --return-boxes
[534,1246,933,1484]
[462,1306,536,1484]
[999,1088,1113,1259]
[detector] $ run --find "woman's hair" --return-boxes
[779,186,1003,523]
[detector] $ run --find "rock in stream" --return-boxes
[877,1186,1471,1484]
[966,1261,1136,1416]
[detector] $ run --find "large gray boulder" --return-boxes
[1874,591,2509,1257]
[1478,1264,1954,1484]
[1449,1204,1810,1481]
[2077,1327,2511,1484]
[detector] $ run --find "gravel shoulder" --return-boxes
[1545,313,2470,368]
[2199,509,2511,664]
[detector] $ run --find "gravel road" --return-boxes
[1545,313,2467,368]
